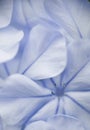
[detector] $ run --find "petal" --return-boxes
[18,24,58,74]
[63,0,90,38]
[48,115,85,130]
[1,29,28,77]
[0,97,51,127]
[45,0,90,38]
[64,93,90,130]
[45,0,79,38]
[0,0,13,28]
[25,115,84,130]
[25,121,54,130]
[66,92,90,113]
[65,62,90,92]
[29,98,58,122]
[0,74,51,98]
[19,24,67,79]
[0,46,19,64]
[25,35,66,80]
[0,27,24,63]
[22,0,51,26]
[0,74,52,127]
[62,39,90,85]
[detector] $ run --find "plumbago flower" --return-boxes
[0,0,90,130]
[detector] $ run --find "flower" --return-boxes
[0,52,90,130]
[0,0,90,130]
[0,39,90,130]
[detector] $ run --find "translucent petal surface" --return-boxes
[0,0,13,28]
[64,93,90,130]
[62,39,90,85]
[20,25,67,79]
[65,62,90,92]
[45,0,90,38]
[0,27,24,63]
[0,74,53,128]
[0,74,51,98]
[25,115,84,130]
[22,0,51,26]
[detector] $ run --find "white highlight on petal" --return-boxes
[0,27,24,63]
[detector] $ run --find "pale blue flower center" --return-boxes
[52,86,65,97]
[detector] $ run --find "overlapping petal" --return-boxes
[0,27,24,63]
[0,74,51,98]
[25,115,84,130]
[45,0,90,38]
[64,93,90,130]
[29,98,58,122]
[0,74,53,129]
[12,0,48,27]
[62,39,90,84]
[65,61,90,92]
[18,24,67,79]
[0,1,90,130]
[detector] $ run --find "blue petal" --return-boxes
[45,0,90,38]
[0,27,24,63]
[0,97,51,128]
[62,39,90,86]
[0,74,53,128]
[19,24,67,79]
[25,115,85,130]
[0,74,51,98]
[65,61,90,92]
[65,92,90,113]
[21,0,51,26]
[64,94,90,130]
[28,98,58,122]
[0,0,13,28]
